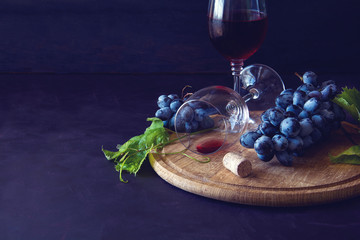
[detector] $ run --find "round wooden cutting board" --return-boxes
[149,122,360,207]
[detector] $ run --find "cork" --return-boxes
[223,152,252,178]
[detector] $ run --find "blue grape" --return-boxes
[170,99,183,113]
[259,121,278,137]
[275,151,294,166]
[275,107,286,113]
[262,107,285,122]
[298,110,309,119]
[321,84,337,101]
[275,94,293,110]
[191,120,199,131]
[240,131,262,148]
[155,107,172,120]
[268,108,285,126]
[254,135,274,155]
[321,80,335,88]
[320,109,335,121]
[257,153,274,162]
[311,114,326,130]
[303,71,318,86]
[194,108,207,122]
[168,115,175,130]
[185,120,199,133]
[286,104,302,116]
[200,116,214,129]
[292,150,305,157]
[179,105,194,122]
[187,101,208,110]
[287,136,304,152]
[320,101,332,110]
[303,97,321,114]
[332,103,346,121]
[280,89,294,96]
[302,135,314,148]
[261,109,270,122]
[158,95,167,101]
[308,90,322,99]
[293,90,308,107]
[272,134,289,151]
[284,111,297,118]
[167,94,179,100]
[163,120,169,128]
[297,83,315,93]
[157,95,171,108]
[310,127,322,142]
[299,118,313,137]
[280,117,301,137]
[175,115,186,132]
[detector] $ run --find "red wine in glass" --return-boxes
[207,0,284,114]
[208,10,268,61]
[196,139,224,154]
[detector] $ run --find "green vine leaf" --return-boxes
[102,117,213,183]
[102,118,169,182]
[330,145,360,165]
[333,87,360,123]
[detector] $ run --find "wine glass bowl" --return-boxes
[208,0,268,94]
[174,86,249,155]
[208,0,268,62]
[240,64,285,111]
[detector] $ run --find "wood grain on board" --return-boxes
[149,122,360,207]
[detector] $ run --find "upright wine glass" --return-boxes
[208,0,283,107]
[172,0,285,156]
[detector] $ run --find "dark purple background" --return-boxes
[1,0,359,75]
[1,1,360,240]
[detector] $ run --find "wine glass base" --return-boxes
[240,64,285,111]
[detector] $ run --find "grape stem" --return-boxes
[181,85,193,100]
[156,126,218,149]
[294,72,303,82]
[151,127,217,163]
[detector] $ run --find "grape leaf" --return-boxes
[333,87,360,123]
[102,117,169,182]
[141,117,169,148]
[117,134,145,153]
[102,117,211,182]
[330,145,360,165]
[140,128,169,148]
[145,117,165,131]
[120,150,150,174]
[102,147,122,161]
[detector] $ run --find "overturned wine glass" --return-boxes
[238,64,285,129]
[174,64,285,155]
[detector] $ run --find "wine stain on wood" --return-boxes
[149,121,360,207]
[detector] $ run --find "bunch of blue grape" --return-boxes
[155,94,184,130]
[155,94,215,133]
[240,71,346,166]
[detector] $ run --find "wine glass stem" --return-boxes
[243,88,260,103]
[231,60,244,94]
